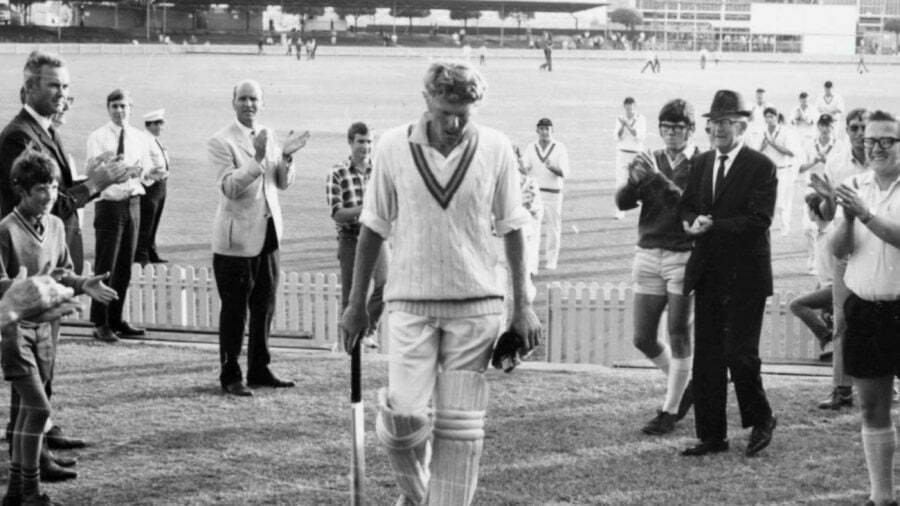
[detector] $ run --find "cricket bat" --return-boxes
[350,336,365,506]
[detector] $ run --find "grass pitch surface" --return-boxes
[0,52,896,295]
[19,338,869,505]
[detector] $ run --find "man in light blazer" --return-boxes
[679,89,778,458]
[208,79,310,396]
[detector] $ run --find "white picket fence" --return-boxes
[546,281,821,366]
[67,264,344,350]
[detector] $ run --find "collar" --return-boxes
[23,105,52,133]
[345,156,371,175]
[664,143,696,164]
[107,121,127,134]
[234,119,255,137]
[858,170,900,194]
[408,113,476,149]
[716,140,743,161]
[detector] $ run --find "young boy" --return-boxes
[1,149,117,506]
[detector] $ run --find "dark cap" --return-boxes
[824,80,833,88]
[756,88,765,93]
[536,118,553,127]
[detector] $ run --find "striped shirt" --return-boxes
[326,158,371,236]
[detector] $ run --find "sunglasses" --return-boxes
[863,137,900,150]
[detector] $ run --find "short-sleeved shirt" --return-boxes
[841,171,900,300]
[326,157,371,237]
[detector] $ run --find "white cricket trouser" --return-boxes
[540,190,563,267]
[775,165,798,232]
[524,212,542,275]
[386,310,503,413]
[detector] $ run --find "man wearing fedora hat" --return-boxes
[679,89,778,457]
[136,108,170,266]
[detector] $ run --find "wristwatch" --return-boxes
[860,208,875,224]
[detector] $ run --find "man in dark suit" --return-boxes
[679,89,778,457]
[0,51,129,481]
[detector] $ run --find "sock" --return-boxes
[21,467,39,497]
[649,343,671,376]
[663,356,693,414]
[7,463,21,498]
[862,425,896,504]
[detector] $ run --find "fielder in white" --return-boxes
[613,97,646,219]
[519,117,569,270]
[341,60,541,506]
[758,107,800,235]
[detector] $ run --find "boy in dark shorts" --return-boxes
[1,149,117,506]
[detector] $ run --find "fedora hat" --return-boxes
[702,89,751,119]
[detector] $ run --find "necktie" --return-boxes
[34,217,43,237]
[714,155,728,198]
[116,128,125,156]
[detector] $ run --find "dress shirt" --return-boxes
[841,171,900,300]
[23,105,51,133]
[144,135,169,187]
[85,122,152,201]
[711,140,744,196]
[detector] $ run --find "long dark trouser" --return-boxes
[337,234,385,334]
[89,198,139,328]
[135,181,167,264]
[692,284,772,443]
[213,225,279,388]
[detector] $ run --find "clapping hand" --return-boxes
[683,215,713,236]
[253,129,269,162]
[282,130,311,158]
[81,272,119,304]
[627,151,658,185]
[85,151,131,188]
[835,183,867,219]
[808,172,835,199]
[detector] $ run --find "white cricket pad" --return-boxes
[375,388,432,505]
[428,371,489,506]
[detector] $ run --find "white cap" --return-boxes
[143,108,165,123]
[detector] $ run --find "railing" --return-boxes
[66,264,344,351]
[546,281,821,366]
[64,266,822,365]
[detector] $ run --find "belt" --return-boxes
[540,188,561,194]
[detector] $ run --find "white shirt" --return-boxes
[759,125,798,168]
[521,139,570,190]
[816,92,845,119]
[711,140,744,196]
[841,171,900,300]
[791,104,817,140]
[613,113,646,152]
[85,122,153,201]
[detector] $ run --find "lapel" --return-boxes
[714,146,746,204]
[17,110,71,178]
[701,153,714,209]
[231,123,255,158]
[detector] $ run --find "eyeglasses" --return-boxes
[709,118,735,128]
[659,123,688,134]
[863,137,900,150]
[848,124,865,133]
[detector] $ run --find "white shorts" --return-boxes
[631,247,691,296]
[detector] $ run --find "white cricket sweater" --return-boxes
[361,116,532,317]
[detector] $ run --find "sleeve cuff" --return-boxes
[360,209,391,239]
[495,206,533,236]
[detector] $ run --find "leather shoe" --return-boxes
[149,256,168,264]
[40,459,77,482]
[92,325,119,343]
[46,426,86,450]
[22,493,62,506]
[222,381,253,397]
[247,375,295,388]
[681,439,729,456]
[2,494,20,506]
[746,416,777,457]
[111,322,145,338]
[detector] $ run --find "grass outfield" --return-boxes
[17,337,869,505]
[0,53,897,295]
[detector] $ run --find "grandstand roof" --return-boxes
[154,0,609,12]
